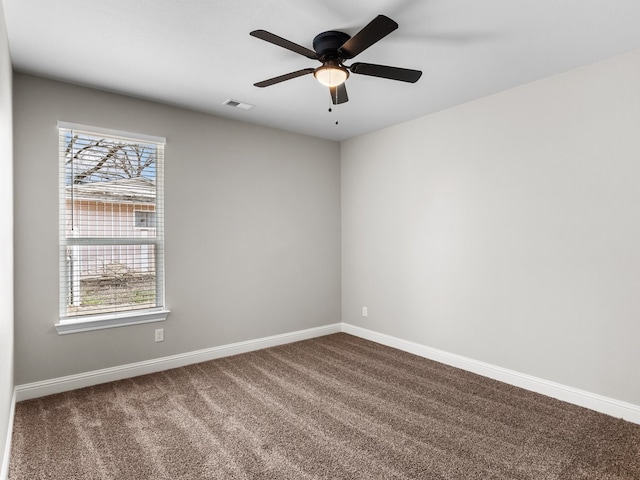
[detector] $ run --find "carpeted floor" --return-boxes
[9,333,640,479]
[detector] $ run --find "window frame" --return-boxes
[55,121,170,334]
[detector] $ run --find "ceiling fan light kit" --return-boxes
[314,63,349,87]
[250,14,422,105]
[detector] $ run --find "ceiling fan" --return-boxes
[250,15,422,105]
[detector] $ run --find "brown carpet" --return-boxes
[9,333,640,479]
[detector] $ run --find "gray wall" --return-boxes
[13,74,341,385]
[342,50,640,405]
[0,2,14,471]
[11,44,640,411]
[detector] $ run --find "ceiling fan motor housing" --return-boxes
[313,30,351,60]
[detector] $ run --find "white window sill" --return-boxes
[55,309,170,335]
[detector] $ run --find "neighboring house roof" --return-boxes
[68,177,155,204]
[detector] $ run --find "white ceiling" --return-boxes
[4,0,640,141]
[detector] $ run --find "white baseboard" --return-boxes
[0,388,16,480]
[13,322,640,426]
[15,323,342,402]
[341,323,640,425]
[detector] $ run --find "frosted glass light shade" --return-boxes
[314,65,349,87]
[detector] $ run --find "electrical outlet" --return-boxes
[155,328,164,343]
[362,306,368,317]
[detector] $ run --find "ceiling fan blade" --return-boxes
[329,83,349,105]
[338,15,398,59]
[349,62,422,83]
[250,30,318,59]
[254,68,315,87]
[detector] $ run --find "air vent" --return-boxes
[222,99,254,110]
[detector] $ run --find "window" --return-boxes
[56,122,169,334]
[134,210,156,229]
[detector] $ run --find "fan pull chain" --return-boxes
[328,105,339,126]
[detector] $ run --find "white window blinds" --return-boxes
[58,123,166,325]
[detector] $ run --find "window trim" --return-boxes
[57,121,166,145]
[56,121,169,334]
[55,309,170,335]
